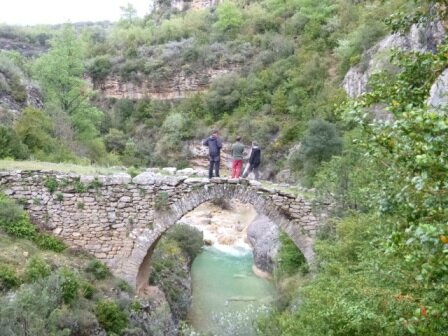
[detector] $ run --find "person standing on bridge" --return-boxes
[230,136,245,178]
[203,130,223,179]
[243,141,261,180]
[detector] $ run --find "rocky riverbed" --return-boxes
[180,200,279,275]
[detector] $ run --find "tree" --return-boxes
[120,3,138,25]
[33,25,103,139]
[14,107,55,153]
[214,1,244,38]
[289,119,342,184]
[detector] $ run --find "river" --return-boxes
[187,245,276,335]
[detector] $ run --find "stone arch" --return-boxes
[132,183,316,291]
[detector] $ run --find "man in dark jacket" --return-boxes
[203,130,223,178]
[243,141,261,180]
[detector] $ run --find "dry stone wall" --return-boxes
[0,170,319,289]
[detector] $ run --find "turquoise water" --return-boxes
[188,246,276,335]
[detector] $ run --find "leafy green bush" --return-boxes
[44,176,59,193]
[85,259,111,280]
[80,281,95,299]
[0,126,29,159]
[0,195,36,239]
[95,299,128,334]
[289,119,342,186]
[33,233,66,252]
[59,268,80,305]
[166,224,203,262]
[25,256,51,282]
[276,232,307,277]
[0,273,64,335]
[0,264,21,291]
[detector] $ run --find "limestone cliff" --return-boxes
[343,22,445,98]
[0,84,44,125]
[92,67,233,100]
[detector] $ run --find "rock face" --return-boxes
[129,289,177,336]
[181,200,257,249]
[343,22,445,98]
[0,170,319,290]
[247,214,279,274]
[167,0,218,11]
[93,68,233,100]
[428,68,448,113]
[0,84,44,125]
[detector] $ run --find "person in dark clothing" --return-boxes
[203,130,223,178]
[243,141,261,180]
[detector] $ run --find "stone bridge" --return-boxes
[0,170,319,290]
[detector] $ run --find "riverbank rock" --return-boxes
[130,288,177,336]
[247,214,279,274]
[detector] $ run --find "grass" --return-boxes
[0,160,127,175]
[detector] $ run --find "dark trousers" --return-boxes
[242,163,260,180]
[208,156,220,178]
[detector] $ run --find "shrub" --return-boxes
[74,180,87,193]
[95,299,128,334]
[80,281,94,299]
[59,268,80,304]
[44,177,59,193]
[116,279,133,293]
[48,306,100,335]
[25,256,51,282]
[33,233,66,252]
[276,232,307,277]
[0,264,21,291]
[0,195,36,239]
[85,259,111,280]
[166,224,204,261]
[289,119,342,186]
[0,126,29,159]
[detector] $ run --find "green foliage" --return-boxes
[289,119,342,185]
[15,107,55,153]
[85,259,111,280]
[25,256,51,282]
[206,74,241,119]
[33,233,66,252]
[33,24,104,151]
[88,55,112,84]
[214,1,244,38]
[59,268,80,304]
[80,281,95,299]
[0,273,63,335]
[150,237,190,322]
[0,194,36,239]
[276,232,307,277]
[0,52,27,103]
[0,264,21,291]
[0,126,29,160]
[166,224,203,262]
[95,299,128,334]
[74,180,87,193]
[44,176,59,193]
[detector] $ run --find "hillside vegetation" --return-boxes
[1,0,413,177]
[0,0,447,335]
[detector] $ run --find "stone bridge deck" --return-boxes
[0,170,319,289]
